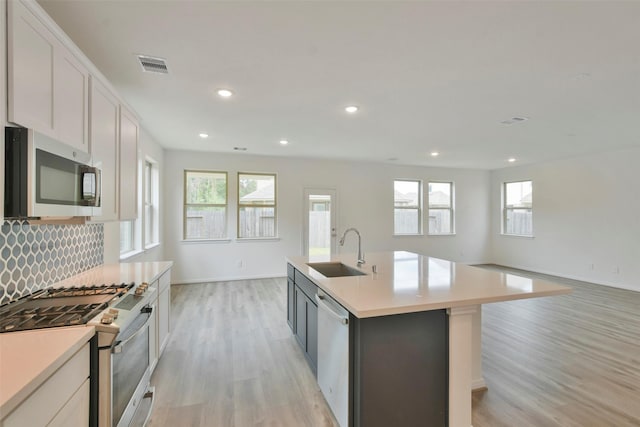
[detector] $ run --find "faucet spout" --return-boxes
[339,227,365,265]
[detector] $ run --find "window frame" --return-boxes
[144,159,160,248]
[427,181,455,235]
[183,170,228,241]
[393,179,423,236]
[502,180,533,237]
[120,157,143,259]
[237,172,277,239]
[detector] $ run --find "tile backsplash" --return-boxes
[0,220,103,305]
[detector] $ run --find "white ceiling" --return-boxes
[38,1,640,170]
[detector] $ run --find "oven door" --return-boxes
[111,306,153,427]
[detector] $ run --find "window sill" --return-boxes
[120,249,144,261]
[144,242,161,251]
[236,237,281,243]
[428,233,456,237]
[181,238,232,244]
[393,233,424,237]
[500,233,535,239]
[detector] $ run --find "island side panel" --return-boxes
[351,309,449,427]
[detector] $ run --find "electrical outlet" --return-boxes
[613,266,619,274]
[237,260,243,268]
[589,263,594,271]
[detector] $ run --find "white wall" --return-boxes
[164,150,491,284]
[103,127,166,264]
[490,147,640,292]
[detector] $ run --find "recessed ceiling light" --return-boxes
[508,158,517,163]
[430,151,439,157]
[345,105,359,114]
[279,140,289,145]
[387,157,398,161]
[217,89,233,98]
[199,133,209,139]
[233,147,247,151]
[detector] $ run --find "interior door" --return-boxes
[303,189,336,257]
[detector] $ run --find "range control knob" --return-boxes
[100,314,114,325]
[134,287,145,296]
[108,308,119,318]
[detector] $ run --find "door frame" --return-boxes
[302,188,337,256]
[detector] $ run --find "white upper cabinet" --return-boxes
[54,49,89,152]
[119,106,139,221]
[1,0,7,222]
[7,0,89,152]
[90,78,119,221]
[7,0,55,133]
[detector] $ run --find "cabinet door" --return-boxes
[54,49,89,152]
[119,106,139,220]
[47,379,90,427]
[149,302,158,373]
[294,286,307,349]
[90,78,119,220]
[7,0,55,134]
[1,0,6,222]
[287,278,295,330]
[158,286,171,356]
[307,298,318,371]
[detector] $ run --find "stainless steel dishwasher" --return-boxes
[315,289,349,427]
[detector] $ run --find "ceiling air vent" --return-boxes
[500,117,528,125]
[137,55,169,74]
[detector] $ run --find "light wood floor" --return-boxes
[147,267,640,427]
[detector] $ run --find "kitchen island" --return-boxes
[286,251,571,427]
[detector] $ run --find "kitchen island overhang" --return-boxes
[286,251,571,427]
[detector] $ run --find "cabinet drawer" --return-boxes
[4,342,90,427]
[294,270,318,303]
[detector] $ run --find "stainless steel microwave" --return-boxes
[4,127,101,218]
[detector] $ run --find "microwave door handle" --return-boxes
[94,168,101,207]
[112,309,153,354]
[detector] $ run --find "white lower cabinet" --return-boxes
[157,271,171,357]
[3,343,90,427]
[149,301,159,373]
[149,269,171,374]
[47,379,90,427]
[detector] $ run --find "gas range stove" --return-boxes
[0,282,154,334]
[0,280,159,427]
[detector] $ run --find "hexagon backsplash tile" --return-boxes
[0,220,104,305]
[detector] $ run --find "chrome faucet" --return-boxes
[339,228,365,266]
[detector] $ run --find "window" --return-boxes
[120,157,143,258]
[503,180,533,236]
[120,221,135,254]
[428,182,454,235]
[238,173,276,238]
[184,170,228,239]
[394,180,422,235]
[144,160,160,247]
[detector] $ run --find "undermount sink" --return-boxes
[307,262,366,278]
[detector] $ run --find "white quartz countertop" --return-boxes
[287,251,571,318]
[53,261,173,288]
[0,326,95,419]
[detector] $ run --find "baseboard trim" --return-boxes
[472,378,488,392]
[174,274,285,285]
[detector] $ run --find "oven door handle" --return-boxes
[112,308,153,354]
